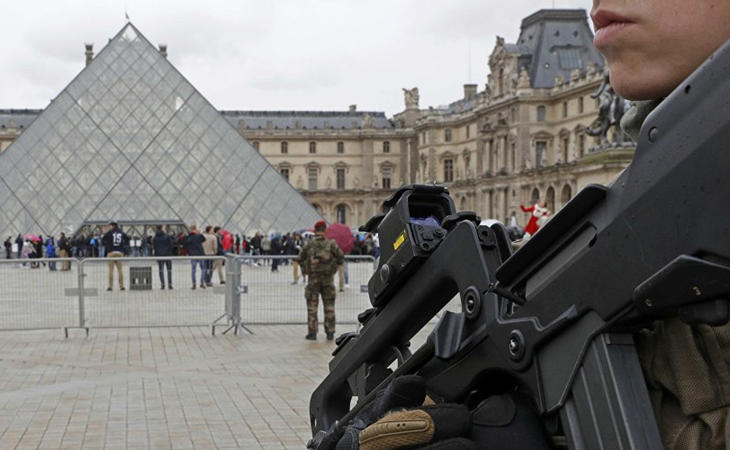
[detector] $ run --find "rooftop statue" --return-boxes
[586,71,632,147]
[403,87,419,110]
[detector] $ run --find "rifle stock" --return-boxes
[309,38,730,449]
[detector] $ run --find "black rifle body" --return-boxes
[310,39,730,449]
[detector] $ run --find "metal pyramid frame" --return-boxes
[0,23,321,236]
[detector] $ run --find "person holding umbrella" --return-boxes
[299,220,344,341]
[325,222,354,292]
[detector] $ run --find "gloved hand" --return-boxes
[332,375,551,450]
[334,375,475,450]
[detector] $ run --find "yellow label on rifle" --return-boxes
[393,230,406,250]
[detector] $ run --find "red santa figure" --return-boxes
[521,201,550,238]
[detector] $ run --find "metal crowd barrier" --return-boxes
[81,256,227,330]
[0,252,462,337]
[228,255,376,327]
[0,258,79,331]
[0,256,227,336]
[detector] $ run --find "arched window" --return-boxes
[561,184,572,206]
[336,204,347,224]
[530,188,540,205]
[546,186,556,212]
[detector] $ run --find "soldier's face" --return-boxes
[591,0,730,100]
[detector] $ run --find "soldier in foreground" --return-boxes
[593,1,730,449]
[299,220,344,341]
[309,1,730,448]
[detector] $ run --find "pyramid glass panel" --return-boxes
[0,23,320,237]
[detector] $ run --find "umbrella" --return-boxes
[24,234,40,242]
[325,223,354,254]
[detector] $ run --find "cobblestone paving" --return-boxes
[0,325,349,449]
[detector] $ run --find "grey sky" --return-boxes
[1,0,594,116]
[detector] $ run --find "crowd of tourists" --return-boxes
[2,225,381,294]
[3,229,380,262]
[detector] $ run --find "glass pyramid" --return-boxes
[0,23,321,236]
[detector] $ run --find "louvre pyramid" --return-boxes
[0,23,321,236]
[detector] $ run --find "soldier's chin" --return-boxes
[609,69,677,101]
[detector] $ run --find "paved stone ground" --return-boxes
[0,325,355,449]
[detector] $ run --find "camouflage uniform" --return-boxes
[299,235,344,336]
[624,101,730,450]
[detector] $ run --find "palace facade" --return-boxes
[0,9,634,230]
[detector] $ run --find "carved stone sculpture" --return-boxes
[586,71,632,147]
[361,114,375,129]
[403,87,420,110]
[517,67,530,89]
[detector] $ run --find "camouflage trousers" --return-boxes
[305,275,336,335]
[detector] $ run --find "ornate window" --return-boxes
[308,167,318,190]
[557,47,583,70]
[530,188,540,205]
[546,186,556,212]
[336,168,345,190]
[336,204,347,224]
[280,141,288,154]
[309,141,316,154]
[381,164,393,189]
[535,141,547,169]
[443,159,454,183]
[383,141,390,153]
[579,134,586,157]
[280,168,290,182]
[537,105,546,122]
[444,129,452,142]
[337,141,344,153]
[561,184,572,205]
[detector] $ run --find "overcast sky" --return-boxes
[1,0,594,116]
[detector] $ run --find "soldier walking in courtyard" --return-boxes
[299,220,343,341]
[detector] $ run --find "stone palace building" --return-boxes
[0,9,634,230]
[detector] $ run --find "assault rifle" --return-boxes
[309,40,730,449]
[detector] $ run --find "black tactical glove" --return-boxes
[331,375,551,450]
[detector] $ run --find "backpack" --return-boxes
[307,240,337,275]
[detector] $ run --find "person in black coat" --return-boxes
[153,225,174,289]
[183,225,206,289]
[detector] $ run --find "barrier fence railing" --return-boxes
[226,255,376,329]
[0,252,469,337]
[0,256,228,336]
[0,258,80,332]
